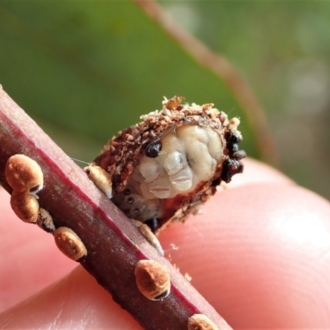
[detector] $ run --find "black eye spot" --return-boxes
[145,141,162,158]
[127,197,134,204]
[124,189,131,195]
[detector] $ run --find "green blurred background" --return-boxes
[0,1,329,199]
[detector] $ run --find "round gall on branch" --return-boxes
[5,154,43,193]
[54,227,87,261]
[10,191,39,223]
[134,259,171,301]
[5,154,44,224]
[188,314,219,330]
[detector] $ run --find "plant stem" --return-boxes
[0,87,231,330]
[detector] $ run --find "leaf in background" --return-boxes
[0,1,257,162]
[1,1,329,199]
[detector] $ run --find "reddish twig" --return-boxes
[133,0,278,165]
[0,87,231,329]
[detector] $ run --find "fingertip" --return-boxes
[0,266,142,329]
[160,184,330,328]
[0,188,76,312]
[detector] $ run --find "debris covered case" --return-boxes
[91,96,245,233]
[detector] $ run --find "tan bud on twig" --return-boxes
[54,227,87,261]
[5,154,43,193]
[187,314,218,330]
[10,190,39,223]
[134,259,170,301]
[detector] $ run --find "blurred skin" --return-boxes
[0,158,330,329]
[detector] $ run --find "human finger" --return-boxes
[160,183,330,328]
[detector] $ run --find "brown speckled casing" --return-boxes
[92,96,245,232]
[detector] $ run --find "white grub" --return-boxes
[134,259,170,301]
[139,159,160,184]
[5,154,44,193]
[177,125,209,145]
[139,182,159,200]
[163,151,187,176]
[90,96,245,233]
[206,127,223,160]
[84,164,112,199]
[148,178,172,199]
[134,124,223,200]
[169,166,193,192]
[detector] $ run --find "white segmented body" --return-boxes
[92,96,245,231]
[138,125,222,197]
[163,151,186,176]
[169,166,193,192]
[149,178,172,199]
[113,124,224,221]
[139,159,160,184]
